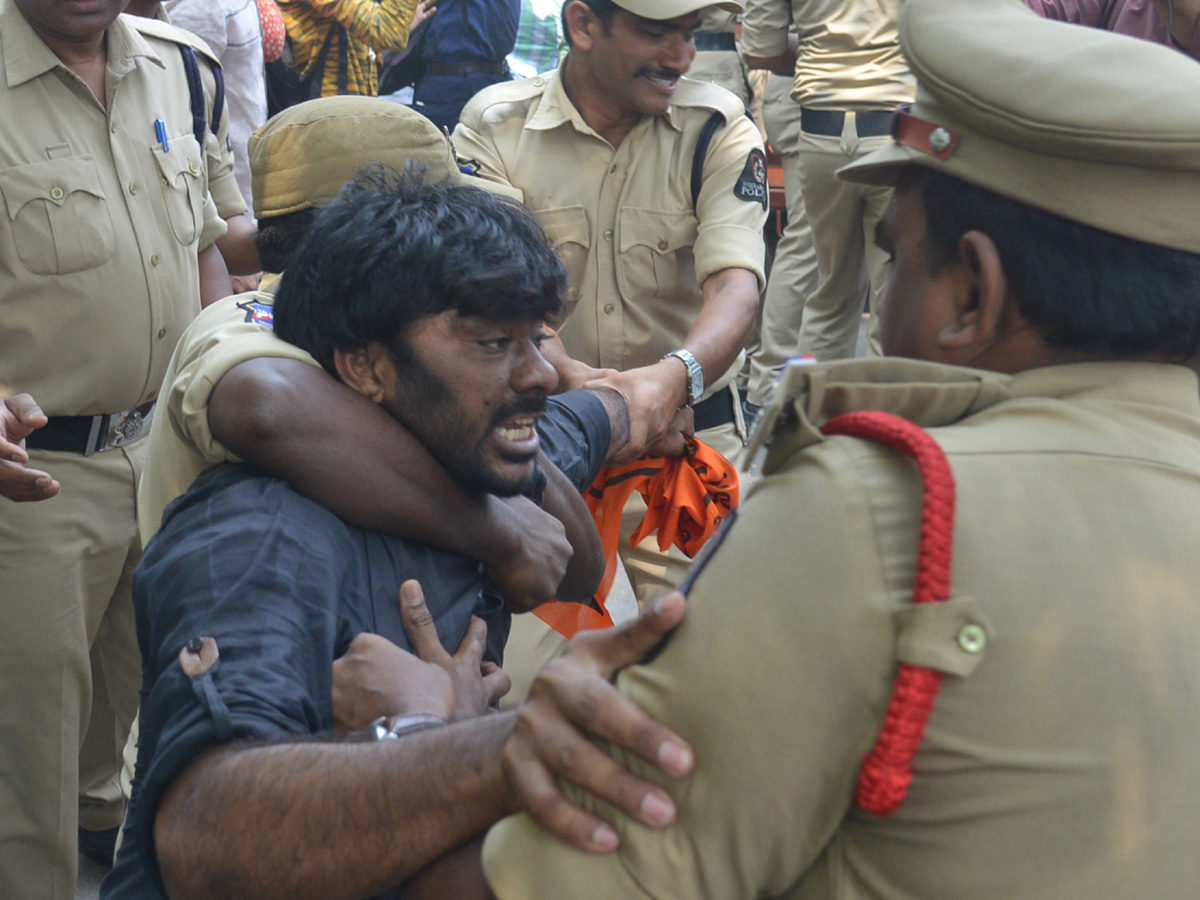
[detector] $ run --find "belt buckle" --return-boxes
[98,404,155,453]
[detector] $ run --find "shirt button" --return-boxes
[957,624,987,654]
[188,162,199,175]
[603,304,614,315]
[657,239,669,251]
[157,327,167,340]
[110,123,117,134]
[150,254,160,267]
[533,77,544,87]
[50,186,64,201]
[128,183,138,195]
[603,229,613,241]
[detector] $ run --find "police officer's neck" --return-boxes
[560,52,644,150]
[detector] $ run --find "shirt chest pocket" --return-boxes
[150,136,205,246]
[533,205,591,312]
[617,208,698,302]
[0,157,116,275]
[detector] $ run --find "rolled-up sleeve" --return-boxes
[694,114,769,289]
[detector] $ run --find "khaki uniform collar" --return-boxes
[2,7,162,90]
[526,67,684,139]
[749,357,1200,473]
[258,272,283,296]
[1008,361,1200,414]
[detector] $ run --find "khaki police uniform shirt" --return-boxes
[453,71,767,395]
[147,9,249,222]
[741,0,913,110]
[0,1,225,417]
[136,278,318,543]
[485,358,1200,899]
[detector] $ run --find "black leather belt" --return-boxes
[800,108,895,138]
[426,61,508,76]
[25,403,154,456]
[692,388,736,432]
[694,32,737,52]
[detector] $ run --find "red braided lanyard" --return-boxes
[820,411,957,816]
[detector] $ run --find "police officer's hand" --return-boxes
[501,590,694,853]
[483,495,573,613]
[586,361,689,465]
[645,405,693,459]
[538,328,618,393]
[0,393,60,502]
[332,580,511,732]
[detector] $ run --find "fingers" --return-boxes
[4,393,47,429]
[480,662,512,706]
[452,615,488,668]
[504,705,681,852]
[399,580,448,663]
[536,658,694,779]
[0,460,60,502]
[571,590,687,677]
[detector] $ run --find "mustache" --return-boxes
[634,65,684,81]
[488,394,547,430]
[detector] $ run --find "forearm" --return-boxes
[208,358,520,565]
[539,452,603,603]
[157,714,517,900]
[214,213,261,277]
[584,388,631,461]
[682,267,760,383]
[198,242,233,308]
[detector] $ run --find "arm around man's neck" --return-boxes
[207,356,577,607]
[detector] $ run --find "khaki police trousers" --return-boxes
[794,120,893,362]
[0,440,145,900]
[746,75,821,408]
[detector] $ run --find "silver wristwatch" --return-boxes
[663,349,704,406]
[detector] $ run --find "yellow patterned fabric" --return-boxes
[279,0,417,97]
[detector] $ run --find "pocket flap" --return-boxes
[618,208,697,255]
[0,156,106,219]
[149,135,205,187]
[534,205,591,250]
[893,595,991,678]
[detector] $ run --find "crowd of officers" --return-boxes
[1,0,1200,898]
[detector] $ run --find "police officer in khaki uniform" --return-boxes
[743,67,819,417]
[453,0,768,603]
[744,0,913,362]
[0,0,228,894]
[75,6,254,863]
[687,6,749,105]
[470,1,1200,897]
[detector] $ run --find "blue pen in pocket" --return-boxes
[154,117,169,153]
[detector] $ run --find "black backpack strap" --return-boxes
[690,106,755,210]
[178,45,207,147]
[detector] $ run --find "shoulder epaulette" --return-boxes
[459,74,548,128]
[674,77,750,121]
[126,15,220,66]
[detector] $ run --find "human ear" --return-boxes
[563,1,598,51]
[332,346,392,405]
[936,230,1010,352]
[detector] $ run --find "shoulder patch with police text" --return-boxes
[237,300,274,329]
[733,148,769,210]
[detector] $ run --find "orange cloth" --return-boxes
[533,436,740,638]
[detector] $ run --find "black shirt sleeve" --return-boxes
[537,390,611,493]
